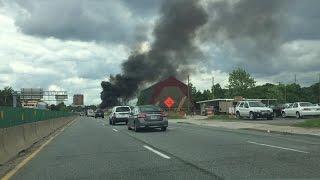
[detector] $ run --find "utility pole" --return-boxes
[187,75,190,115]
[285,84,287,103]
[212,77,215,99]
[318,73,320,103]
[294,74,297,84]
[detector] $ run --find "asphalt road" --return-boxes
[10,117,320,180]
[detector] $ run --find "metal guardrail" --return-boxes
[0,107,73,128]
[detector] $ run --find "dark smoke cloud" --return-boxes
[100,0,207,107]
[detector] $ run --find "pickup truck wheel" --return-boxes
[282,112,286,118]
[236,112,241,119]
[249,112,256,120]
[296,112,301,119]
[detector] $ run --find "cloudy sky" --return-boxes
[1,0,320,105]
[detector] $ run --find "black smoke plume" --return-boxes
[100,0,207,108]
[100,0,288,108]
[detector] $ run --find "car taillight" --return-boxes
[138,113,147,118]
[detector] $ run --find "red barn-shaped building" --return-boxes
[138,77,191,111]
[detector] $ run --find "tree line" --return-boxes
[191,68,320,105]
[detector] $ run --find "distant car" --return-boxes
[235,101,273,120]
[109,106,131,125]
[282,102,320,119]
[127,105,168,132]
[94,109,104,118]
[87,109,95,117]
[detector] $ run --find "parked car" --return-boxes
[235,101,273,120]
[127,105,168,132]
[109,106,131,125]
[282,102,320,119]
[94,109,104,118]
[271,103,292,117]
[87,109,95,117]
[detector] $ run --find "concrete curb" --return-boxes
[0,116,77,165]
[241,128,320,138]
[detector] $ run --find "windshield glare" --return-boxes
[300,102,314,107]
[116,107,130,112]
[249,102,266,107]
[139,105,162,112]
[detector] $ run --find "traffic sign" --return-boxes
[164,97,175,108]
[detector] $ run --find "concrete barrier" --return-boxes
[0,116,76,165]
[0,128,8,165]
[2,125,27,163]
[23,123,39,148]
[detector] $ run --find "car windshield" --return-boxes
[116,107,130,112]
[139,105,162,112]
[248,102,266,107]
[299,102,315,107]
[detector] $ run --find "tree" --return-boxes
[228,68,255,97]
[211,83,226,98]
[0,87,14,106]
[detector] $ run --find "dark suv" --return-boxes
[127,105,168,132]
[94,109,104,118]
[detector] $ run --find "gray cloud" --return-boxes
[11,0,157,45]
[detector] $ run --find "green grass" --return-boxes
[206,115,236,121]
[294,119,320,128]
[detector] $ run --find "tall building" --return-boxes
[73,94,84,106]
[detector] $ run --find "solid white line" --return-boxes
[143,145,171,159]
[247,141,309,154]
[112,128,118,132]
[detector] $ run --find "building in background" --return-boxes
[138,76,191,112]
[73,94,84,106]
[19,88,68,108]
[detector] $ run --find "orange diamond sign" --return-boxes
[164,97,175,108]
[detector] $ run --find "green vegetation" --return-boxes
[206,115,236,121]
[190,68,320,108]
[294,119,320,128]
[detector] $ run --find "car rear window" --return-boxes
[116,107,131,112]
[139,105,161,112]
[299,102,314,107]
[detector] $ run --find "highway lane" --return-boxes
[9,117,320,179]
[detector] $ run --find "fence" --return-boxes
[0,106,73,128]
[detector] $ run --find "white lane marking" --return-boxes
[247,141,309,154]
[112,128,118,132]
[143,145,171,159]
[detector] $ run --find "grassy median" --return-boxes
[206,115,236,121]
[294,119,320,128]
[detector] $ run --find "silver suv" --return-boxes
[109,106,131,125]
[235,101,273,120]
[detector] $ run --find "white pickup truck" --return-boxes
[235,101,273,120]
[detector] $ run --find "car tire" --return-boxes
[296,112,301,119]
[249,112,256,120]
[134,122,139,132]
[236,112,241,119]
[282,112,286,118]
[161,127,167,131]
[267,117,273,120]
[127,125,132,130]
